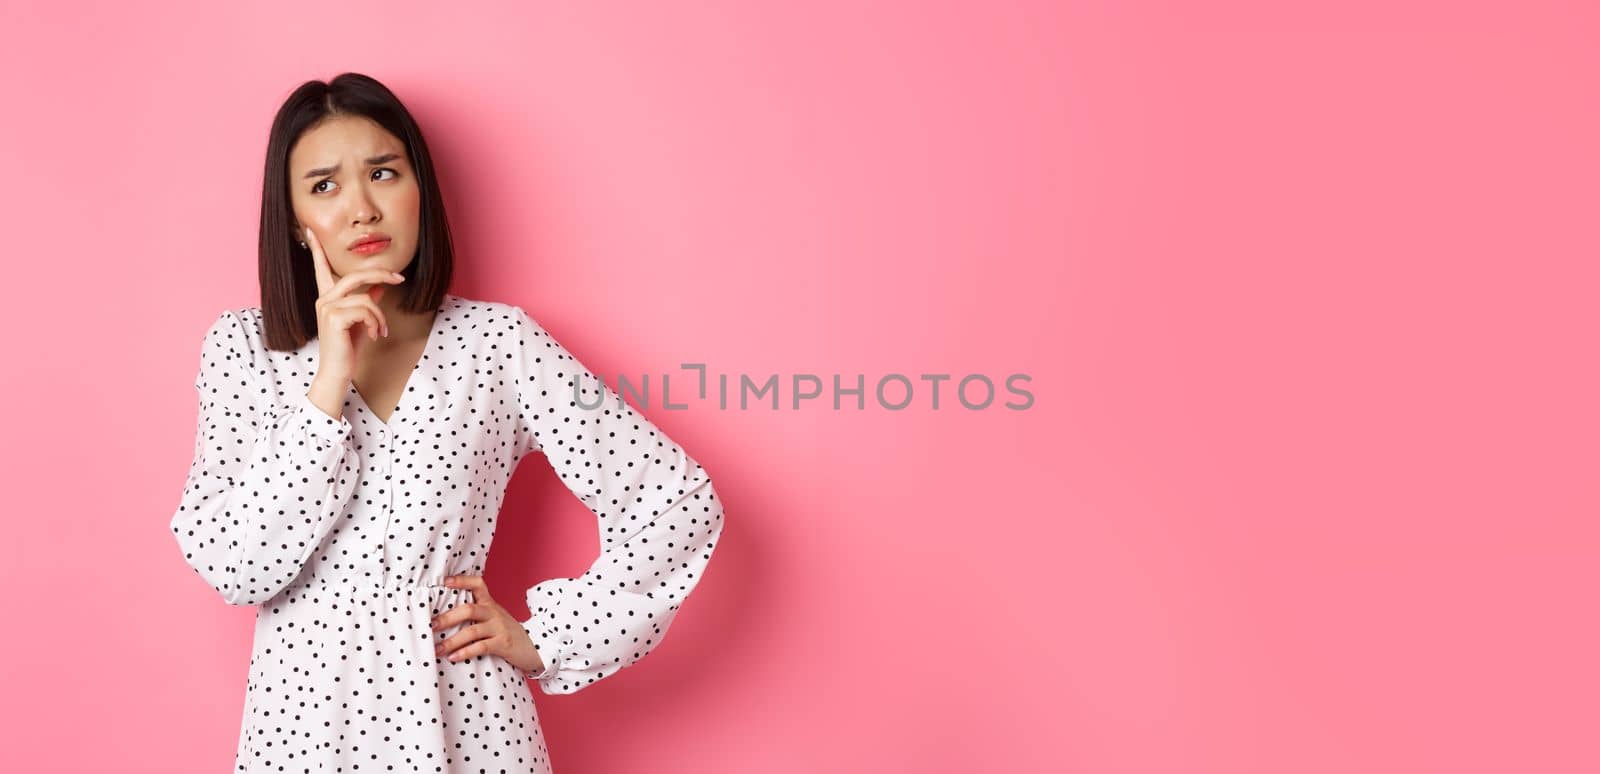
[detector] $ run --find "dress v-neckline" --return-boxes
[346,293,451,429]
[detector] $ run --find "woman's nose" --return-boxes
[349,189,381,224]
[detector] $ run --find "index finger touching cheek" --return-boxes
[306,227,334,294]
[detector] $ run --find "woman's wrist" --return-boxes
[307,373,348,420]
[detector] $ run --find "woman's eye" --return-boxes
[311,168,395,194]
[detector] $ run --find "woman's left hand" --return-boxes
[432,575,544,675]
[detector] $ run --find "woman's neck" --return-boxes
[372,290,435,345]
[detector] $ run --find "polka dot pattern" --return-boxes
[170,293,726,772]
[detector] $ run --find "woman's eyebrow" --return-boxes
[301,152,405,179]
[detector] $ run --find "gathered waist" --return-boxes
[287,574,479,595]
[259,575,485,628]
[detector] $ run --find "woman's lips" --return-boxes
[350,238,391,256]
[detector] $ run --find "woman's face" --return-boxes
[288,115,421,283]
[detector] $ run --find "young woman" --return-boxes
[169,72,726,773]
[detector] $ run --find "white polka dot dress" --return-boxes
[169,292,725,773]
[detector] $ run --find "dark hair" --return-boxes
[258,72,454,351]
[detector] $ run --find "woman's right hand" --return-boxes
[304,226,406,392]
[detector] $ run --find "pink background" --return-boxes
[3,1,1596,772]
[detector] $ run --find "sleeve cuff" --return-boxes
[520,617,562,681]
[289,389,354,445]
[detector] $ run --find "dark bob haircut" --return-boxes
[257,72,454,351]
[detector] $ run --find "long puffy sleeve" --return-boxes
[510,306,726,695]
[169,310,362,606]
